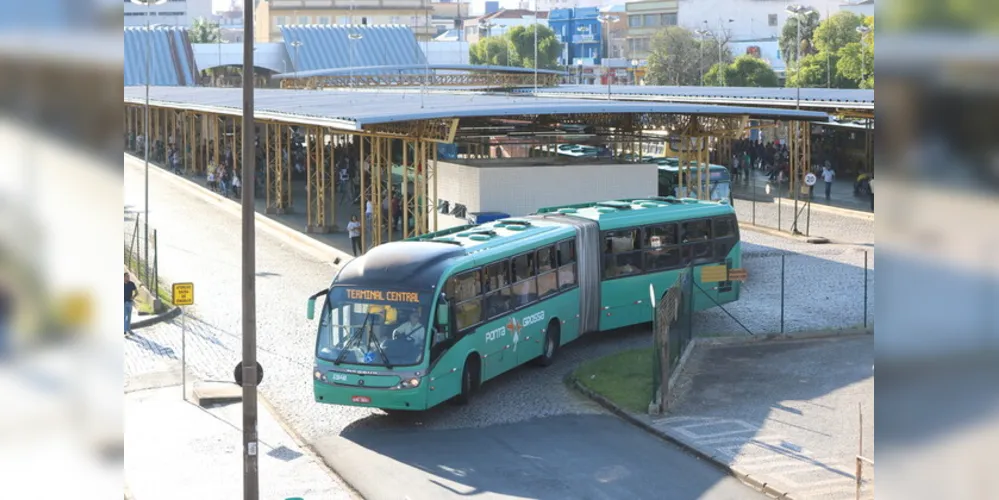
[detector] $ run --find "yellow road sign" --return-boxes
[728,269,749,282]
[700,265,728,283]
[172,282,194,306]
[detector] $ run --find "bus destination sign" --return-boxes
[345,289,421,304]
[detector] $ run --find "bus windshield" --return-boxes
[317,287,432,367]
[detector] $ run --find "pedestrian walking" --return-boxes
[347,215,362,257]
[821,163,835,201]
[124,272,138,336]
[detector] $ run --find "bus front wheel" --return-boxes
[454,356,480,406]
[534,320,561,367]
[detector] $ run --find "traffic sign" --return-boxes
[728,269,749,282]
[172,282,194,306]
[804,172,817,186]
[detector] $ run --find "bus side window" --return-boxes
[511,252,537,307]
[556,239,577,289]
[603,229,643,279]
[448,270,482,332]
[483,260,513,320]
[536,245,558,299]
[644,224,681,272]
[713,215,738,257]
[681,219,714,264]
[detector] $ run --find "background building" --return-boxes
[123,0,215,27]
[253,0,438,43]
[624,0,678,61]
[549,7,601,65]
[462,9,547,44]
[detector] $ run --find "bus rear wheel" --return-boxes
[453,356,480,406]
[534,320,560,367]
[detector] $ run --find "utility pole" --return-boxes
[240,0,259,497]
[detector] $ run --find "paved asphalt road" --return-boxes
[318,413,760,500]
[124,156,768,500]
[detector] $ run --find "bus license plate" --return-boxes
[351,396,371,404]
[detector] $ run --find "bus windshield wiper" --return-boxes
[370,337,393,369]
[334,311,372,365]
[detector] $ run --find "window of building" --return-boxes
[642,14,659,27]
[447,270,482,331]
[318,16,331,25]
[275,16,288,26]
[158,11,184,16]
[768,14,778,27]
[536,246,559,298]
[662,13,677,26]
[556,239,577,289]
[338,16,349,25]
[298,16,310,25]
[603,229,643,278]
[390,16,401,24]
[628,16,641,28]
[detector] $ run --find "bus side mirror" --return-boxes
[307,297,317,320]
[436,295,450,328]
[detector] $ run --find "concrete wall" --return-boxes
[435,159,659,229]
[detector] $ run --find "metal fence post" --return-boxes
[153,229,159,295]
[780,254,786,334]
[863,250,868,328]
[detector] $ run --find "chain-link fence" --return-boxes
[650,266,695,414]
[124,214,159,296]
[687,249,873,338]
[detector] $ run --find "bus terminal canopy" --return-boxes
[271,64,570,80]
[122,86,829,132]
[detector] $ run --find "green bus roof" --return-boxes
[535,197,734,230]
[405,217,573,255]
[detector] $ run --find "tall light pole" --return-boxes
[479,20,496,85]
[533,0,539,91]
[240,0,260,496]
[348,32,362,90]
[785,5,815,109]
[131,0,168,289]
[596,14,619,98]
[856,25,870,88]
[290,40,303,81]
[695,28,711,85]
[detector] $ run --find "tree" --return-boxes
[786,52,854,88]
[813,11,863,54]
[836,16,874,89]
[780,10,821,65]
[506,25,562,70]
[705,55,779,87]
[469,37,511,66]
[645,27,730,86]
[469,26,562,70]
[189,17,222,43]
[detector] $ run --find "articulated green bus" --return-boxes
[306,197,742,411]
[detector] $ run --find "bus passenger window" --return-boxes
[681,220,714,264]
[603,230,643,278]
[483,260,510,293]
[557,239,577,289]
[644,224,680,272]
[511,253,538,307]
[713,215,738,258]
[484,287,513,319]
[448,270,482,331]
[537,246,558,298]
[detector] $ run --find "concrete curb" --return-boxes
[700,327,873,346]
[738,222,832,245]
[131,305,181,330]
[568,374,796,500]
[124,154,350,267]
[733,192,874,221]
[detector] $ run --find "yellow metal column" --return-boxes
[788,120,811,234]
[359,136,368,253]
[327,131,337,231]
[402,140,410,238]
[431,140,438,232]
[385,139,394,242]
[306,126,330,233]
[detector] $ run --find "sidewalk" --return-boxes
[125,381,355,500]
[731,170,873,215]
[649,335,874,500]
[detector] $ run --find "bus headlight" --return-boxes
[401,377,421,388]
[314,370,325,382]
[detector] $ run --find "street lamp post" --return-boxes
[348,32,363,90]
[596,14,619,99]
[131,0,168,289]
[856,25,870,88]
[785,5,815,108]
[290,40,303,81]
[631,58,638,85]
[695,28,711,85]
[479,21,496,85]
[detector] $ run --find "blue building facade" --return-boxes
[549,7,602,66]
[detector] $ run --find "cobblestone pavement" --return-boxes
[125,155,871,499]
[654,335,875,500]
[731,183,874,246]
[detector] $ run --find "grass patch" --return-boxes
[573,347,654,414]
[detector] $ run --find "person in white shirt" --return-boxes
[365,199,374,237]
[346,215,362,256]
[392,310,425,344]
[821,165,835,200]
